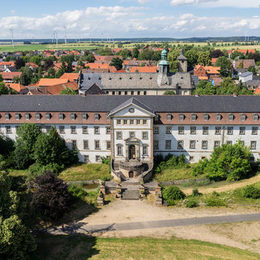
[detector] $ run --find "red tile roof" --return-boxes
[130,66,158,73]
[85,63,117,72]
[0,72,22,80]
[37,78,69,87]
[60,73,79,82]
[5,83,26,92]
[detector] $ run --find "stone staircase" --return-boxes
[121,181,141,200]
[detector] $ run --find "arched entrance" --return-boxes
[129,145,136,160]
[129,171,134,178]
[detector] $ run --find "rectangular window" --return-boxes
[142,131,148,140]
[70,113,76,120]
[95,140,100,150]
[239,127,245,135]
[130,119,134,125]
[136,119,140,125]
[202,140,208,150]
[143,145,148,156]
[227,141,232,145]
[240,140,245,146]
[227,127,233,135]
[191,114,197,121]
[6,126,12,134]
[177,140,184,150]
[35,113,41,121]
[143,120,147,125]
[204,114,209,121]
[116,131,122,140]
[59,113,64,120]
[94,113,100,121]
[71,126,76,134]
[82,126,88,134]
[106,127,111,134]
[216,114,222,121]
[117,145,123,156]
[129,131,135,138]
[178,126,184,135]
[59,126,65,134]
[83,155,89,163]
[252,127,258,135]
[214,141,220,148]
[189,140,196,149]
[154,140,159,150]
[25,113,30,120]
[123,120,128,125]
[202,126,209,135]
[82,113,88,120]
[165,140,171,150]
[83,140,89,150]
[215,127,221,135]
[179,114,185,121]
[166,127,172,134]
[46,113,51,120]
[96,155,101,162]
[117,119,121,125]
[5,113,10,120]
[167,114,172,121]
[250,141,256,150]
[190,126,196,135]
[94,126,100,135]
[154,127,159,134]
[106,141,111,150]
[72,140,77,149]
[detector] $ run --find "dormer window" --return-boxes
[139,77,142,80]
[167,114,172,121]
[88,77,91,80]
[36,113,41,120]
[70,113,76,120]
[95,113,100,120]
[129,77,132,80]
[119,77,122,80]
[179,114,185,121]
[25,113,31,120]
[59,113,65,120]
[204,114,209,121]
[216,114,222,121]
[229,113,234,121]
[82,113,88,120]
[15,113,21,120]
[46,113,51,120]
[109,77,112,80]
[240,114,246,121]
[253,114,259,121]
[191,114,197,121]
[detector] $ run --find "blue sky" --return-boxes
[0,0,260,39]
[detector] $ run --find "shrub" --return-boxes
[205,193,226,207]
[185,198,199,208]
[68,184,87,200]
[242,185,260,199]
[192,188,202,197]
[162,186,186,203]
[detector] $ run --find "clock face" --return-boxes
[129,108,135,113]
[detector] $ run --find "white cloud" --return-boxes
[0,6,260,38]
[170,0,260,8]
[138,0,148,4]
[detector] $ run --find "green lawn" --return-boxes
[59,163,111,182]
[34,234,260,260]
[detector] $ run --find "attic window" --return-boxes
[59,113,65,120]
[98,77,101,80]
[95,113,101,120]
[129,77,132,80]
[109,77,112,80]
[149,77,152,80]
[204,114,209,121]
[88,77,91,80]
[46,113,51,120]
[181,77,183,79]
[253,114,259,121]
[228,113,234,121]
[167,114,172,121]
[119,77,122,80]
[179,114,185,121]
[216,113,222,121]
[241,114,247,121]
[36,113,41,120]
[82,113,88,120]
[25,113,31,120]
[191,114,197,121]
[5,113,10,120]
[15,113,21,120]
[139,77,142,80]
[70,113,77,120]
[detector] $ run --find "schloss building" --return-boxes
[1,95,260,181]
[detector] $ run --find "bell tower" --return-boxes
[177,49,188,73]
[157,49,170,86]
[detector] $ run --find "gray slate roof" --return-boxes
[1,95,260,113]
[80,72,193,91]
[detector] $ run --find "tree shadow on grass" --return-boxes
[32,232,99,260]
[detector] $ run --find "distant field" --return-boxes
[35,234,260,260]
[1,41,260,52]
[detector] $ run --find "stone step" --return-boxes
[122,189,140,200]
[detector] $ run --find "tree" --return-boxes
[230,51,245,60]
[19,66,33,86]
[85,53,95,63]
[132,48,139,59]
[33,127,78,169]
[30,172,73,221]
[14,124,41,169]
[164,90,175,95]
[0,83,9,95]
[210,49,224,58]
[0,171,36,259]
[110,57,123,70]
[248,66,257,75]
[60,88,77,95]
[197,51,210,65]
[15,58,25,70]
[168,49,180,72]
[119,49,132,59]
[185,48,199,68]
[47,67,56,78]
[215,56,232,77]
[192,142,252,181]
